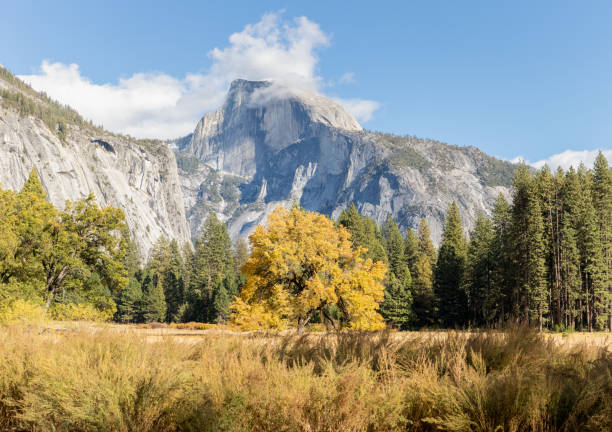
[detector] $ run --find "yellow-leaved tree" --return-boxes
[230,206,387,332]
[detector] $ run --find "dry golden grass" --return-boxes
[0,324,610,431]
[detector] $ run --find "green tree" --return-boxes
[146,238,186,323]
[434,202,468,327]
[140,271,166,323]
[114,277,143,323]
[338,204,388,264]
[491,193,512,325]
[412,217,436,327]
[510,165,548,329]
[403,227,418,274]
[592,152,612,330]
[380,215,413,328]
[186,213,237,323]
[466,212,495,325]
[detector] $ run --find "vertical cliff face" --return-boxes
[1,64,516,251]
[175,80,515,243]
[0,71,190,257]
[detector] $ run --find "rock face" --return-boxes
[174,80,515,244]
[1,66,516,253]
[0,76,191,257]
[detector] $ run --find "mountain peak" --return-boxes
[223,79,362,132]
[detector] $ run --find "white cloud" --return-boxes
[332,97,380,122]
[18,12,380,139]
[510,149,612,170]
[338,72,355,84]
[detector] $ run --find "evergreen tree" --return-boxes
[186,212,237,323]
[338,204,387,263]
[559,167,582,329]
[491,193,512,325]
[379,272,413,329]
[412,217,436,327]
[234,238,249,272]
[140,271,167,323]
[535,166,562,327]
[434,202,468,327]
[526,195,548,330]
[510,165,548,328]
[163,240,186,322]
[383,215,406,277]
[466,212,495,325]
[380,215,413,328]
[403,227,418,274]
[592,152,612,330]
[417,217,436,265]
[114,277,142,323]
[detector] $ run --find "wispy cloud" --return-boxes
[18,12,379,139]
[338,72,356,84]
[332,97,380,122]
[511,149,612,170]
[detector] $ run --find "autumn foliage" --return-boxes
[231,206,387,331]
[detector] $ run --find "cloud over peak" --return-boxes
[18,13,379,139]
[511,149,612,170]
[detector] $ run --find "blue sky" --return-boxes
[2,1,611,167]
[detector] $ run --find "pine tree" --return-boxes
[21,168,47,197]
[114,277,142,323]
[379,271,413,329]
[417,217,436,265]
[576,165,606,331]
[234,238,249,272]
[535,165,562,327]
[383,215,406,277]
[338,204,388,264]
[466,212,495,325]
[492,193,512,325]
[592,152,612,330]
[559,167,582,329]
[186,212,237,323]
[526,195,548,331]
[412,217,436,327]
[140,272,167,323]
[403,227,418,274]
[510,165,549,328]
[380,215,413,328]
[434,202,468,327]
[163,240,185,322]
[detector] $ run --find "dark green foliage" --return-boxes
[380,216,413,328]
[114,277,143,323]
[592,153,612,331]
[462,156,612,331]
[411,218,437,327]
[184,212,240,323]
[434,202,468,327]
[139,270,167,323]
[338,204,388,264]
[380,272,413,329]
[465,212,495,325]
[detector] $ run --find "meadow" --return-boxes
[0,324,610,432]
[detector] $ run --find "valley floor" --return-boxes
[1,323,610,431]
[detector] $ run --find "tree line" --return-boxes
[114,213,247,324]
[336,153,611,331]
[1,152,610,331]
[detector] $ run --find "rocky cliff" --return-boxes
[174,80,515,243]
[0,67,190,257]
[1,65,516,251]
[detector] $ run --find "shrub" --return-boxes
[0,298,46,325]
[49,303,114,322]
[0,326,609,431]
